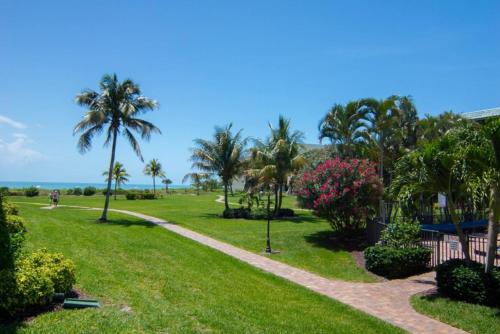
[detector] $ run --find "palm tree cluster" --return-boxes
[186,116,305,216]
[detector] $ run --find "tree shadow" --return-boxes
[89,218,157,228]
[303,230,368,252]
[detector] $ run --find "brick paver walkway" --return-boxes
[26,202,467,334]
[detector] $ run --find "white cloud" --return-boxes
[0,133,44,165]
[0,115,26,129]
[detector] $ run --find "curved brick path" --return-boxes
[27,203,467,334]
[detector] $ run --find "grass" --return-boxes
[1,204,403,333]
[12,192,375,282]
[411,295,500,334]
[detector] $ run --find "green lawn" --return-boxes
[12,192,374,282]
[1,204,402,333]
[411,295,500,334]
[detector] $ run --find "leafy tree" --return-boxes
[144,159,165,195]
[252,116,306,214]
[318,101,368,158]
[162,178,173,193]
[416,111,462,146]
[74,74,160,221]
[189,124,247,209]
[103,162,130,200]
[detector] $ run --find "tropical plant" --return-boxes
[189,124,247,209]
[144,159,165,195]
[251,116,306,214]
[162,178,173,193]
[182,172,208,195]
[74,73,160,221]
[103,162,130,200]
[296,157,383,234]
[318,101,368,158]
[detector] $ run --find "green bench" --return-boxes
[63,298,100,309]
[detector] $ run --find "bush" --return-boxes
[20,249,76,294]
[275,208,295,217]
[0,187,9,196]
[83,186,97,196]
[4,201,19,215]
[223,207,251,219]
[66,188,74,195]
[141,192,156,200]
[436,259,499,306]
[126,193,137,200]
[381,219,421,248]
[24,186,39,197]
[72,187,83,196]
[364,245,431,279]
[296,157,382,233]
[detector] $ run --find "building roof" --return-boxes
[461,107,500,120]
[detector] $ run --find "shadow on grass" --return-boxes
[304,230,368,252]
[416,294,500,316]
[197,212,325,224]
[89,218,158,228]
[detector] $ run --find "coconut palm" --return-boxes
[144,159,165,195]
[182,172,208,195]
[319,101,368,158]
[252,116,306,214]
[102,162,130,200]
[74,74,160,221]
[189,124,247,209]
[162,178,173,193]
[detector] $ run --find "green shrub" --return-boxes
[223,208,251,219]
[0,187,9,196]
[20,249,76,294]
[24,186,39,197]
[126,193,137,200]
[276,208,295,217]
[381,219,420,248]
[4,201,19,215]
[72,187,83,196]
[436,259,499,306]
[141,193,156,200]
[5,215,26,234]
[364,245,431,279]
[0,264,54,316]
[83,186,97,196]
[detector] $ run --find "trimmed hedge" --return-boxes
[222,207,295,220]
[364,245,431,279]
[223,207,251,219]
[436,259,500,306]
[125,192,157,200]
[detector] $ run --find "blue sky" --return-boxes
[1,1,499,184]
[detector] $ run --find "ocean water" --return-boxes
[0,181,186,190]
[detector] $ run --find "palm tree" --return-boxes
[144,159,165,195]
[357,97,400,221]
[74,73,160,221]
[182,172,207,195]
[252,116,305,214]
[102,162,130,200]
[318,101,368,158]
[162,178,173,193]
[189,124,247,209]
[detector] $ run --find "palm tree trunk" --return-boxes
[101,128,118,221]
[378,139,386,222]
[153,176,156,195]
[223,182,229,210]
[114,180,117,200]
[278,184,283,211]
[485,184,500,273]
[273,184,279,215]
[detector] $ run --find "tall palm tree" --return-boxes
[74,73,160,221]
[102,162,130,200]
[162,178,173,193]
[318,101,368,158]
[252,116,305,214]
[144,159,165,195]
[190,124,247,209]
[182,172,207,195]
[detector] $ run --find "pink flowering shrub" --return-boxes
[296,157,382,233]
